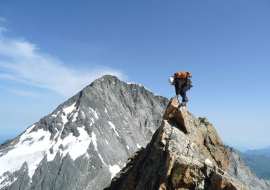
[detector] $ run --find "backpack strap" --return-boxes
[184,72,188,85]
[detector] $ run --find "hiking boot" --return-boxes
[181,102,187,107]
[182,97,189,103]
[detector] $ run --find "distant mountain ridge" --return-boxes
[237,150,270,180]
[244,146,270,156]
[226,146,270,189]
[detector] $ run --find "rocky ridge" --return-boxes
[105,98,249,190]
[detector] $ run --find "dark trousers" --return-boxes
[176,84,189,102]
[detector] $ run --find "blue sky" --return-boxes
[0,0,269,151]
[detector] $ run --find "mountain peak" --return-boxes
[90,74,120,85]
[0,75,169,190]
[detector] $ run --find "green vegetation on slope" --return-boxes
[237,150,270,180]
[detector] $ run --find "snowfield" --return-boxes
[0,103,125,188]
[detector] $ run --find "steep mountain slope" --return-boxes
[226,146,270,190]
[0,75,168,190]
[237,150,270,180]
[105,98,248,190]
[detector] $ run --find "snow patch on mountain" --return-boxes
[80,110,85,118]
[59,128,91,160]
[89,107,99,120]
[52,111,60,118]
[98,154,107,166]
[63,102,76,115]
[61,113,68,125]
[72,112,78,122]
[91,131,98,151]
[46,127,94,161]
[108,121,120,137]
[109,165,121,179]
[0,127,51,178]
[0,106,98,183]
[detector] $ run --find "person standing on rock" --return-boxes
[169,72,193,106]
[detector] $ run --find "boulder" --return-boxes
[163,98,190,134]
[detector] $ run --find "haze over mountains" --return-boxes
[0,75,269,190]
[244,146,270,156]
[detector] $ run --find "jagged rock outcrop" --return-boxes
[105,98,249,190]
[0,75,168,190]
[226,146,270,190]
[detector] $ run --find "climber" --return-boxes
[169,72,193,106]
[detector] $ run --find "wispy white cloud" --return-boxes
[0,27,127,97]
[7,89,43,98]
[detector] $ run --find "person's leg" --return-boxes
[175,84,180,99]
[180,90,186,102]
[180,85,189,103]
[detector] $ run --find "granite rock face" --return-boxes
[105,99,248,190]
[0,75,168,190]
[226,146,270,190]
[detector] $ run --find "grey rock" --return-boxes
[0,75,168,190]
[226,146,270,190]
[0,162,30,190]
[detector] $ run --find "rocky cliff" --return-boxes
[105,98,249,190]
[226,146,270,190]
[0,75,168,190]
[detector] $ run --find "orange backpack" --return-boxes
[174,72,193,86]
[174,72,192,79]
